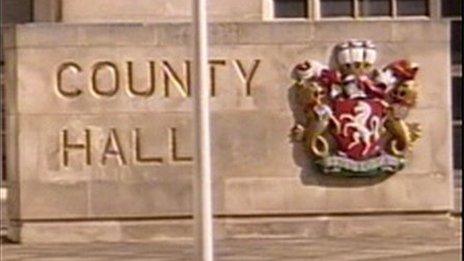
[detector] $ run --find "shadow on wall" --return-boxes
[287,84,393,188]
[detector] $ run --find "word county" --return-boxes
[56,59,261,98]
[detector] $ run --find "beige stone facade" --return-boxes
[31,0,267,22]
[2,1,457,242]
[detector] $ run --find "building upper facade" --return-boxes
[11,0,444,23]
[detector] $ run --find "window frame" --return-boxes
[317,0,432,20]
[267,0,435,20]
[441,1,463,171]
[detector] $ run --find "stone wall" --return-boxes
[3,21,453,242]
[1,0,33,181]
[33,0,266,23]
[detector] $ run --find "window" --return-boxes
[452,76,462,169]
[442,0,462,17]
[274,0,309,18]
[452,21,462,65]
[321,0,353,17]
[442,1,463,172]
[0,0,33,24]
[452,76,462,170]
[397,0,429,16]
[360,0,391,16]
[453,77,463,121]
[453,125,462,169]
[320,0,429,18]
[0,61,4,182]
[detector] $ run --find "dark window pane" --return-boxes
[453,125,462,169]
[452,21,462,65]
[274,0,308,18]
[0,0,33,24]
[360,0,391,16]
[453,77,462,121]
[321,0,354,17]
[442,0,462,17]
[1,66,4,181]
[397,0,429,16]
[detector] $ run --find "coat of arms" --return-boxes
[290,40,421,177]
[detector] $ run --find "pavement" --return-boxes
[1,232,462,261]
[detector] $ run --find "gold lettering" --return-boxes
[162,61,191,98]
[57,62,82,98]
[91,61,120,97]
[233,59,261,96]
[62,129,91,167]
[169,128,193,163]
[208,60,226,97]
[101,129,127,165]
[133,128,163,164]
[127,61,156,97]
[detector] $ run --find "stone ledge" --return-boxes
[8,214,461,243]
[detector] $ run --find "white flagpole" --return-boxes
[192,0,213,260]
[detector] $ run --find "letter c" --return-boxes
[57,62,83,98]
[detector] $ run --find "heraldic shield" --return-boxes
[332,99,386,160]
[290,39,421,177]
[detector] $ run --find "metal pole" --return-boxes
[192,0,213,260]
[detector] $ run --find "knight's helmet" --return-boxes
[335,39,377,75]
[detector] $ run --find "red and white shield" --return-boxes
[332,99,387,160]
